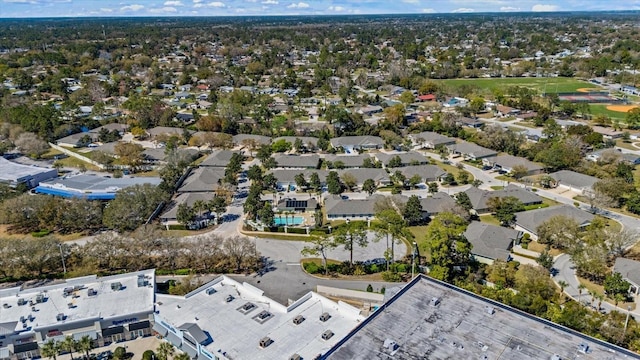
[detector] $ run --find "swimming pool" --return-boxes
[274,215,304,226]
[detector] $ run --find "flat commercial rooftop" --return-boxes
[0,270,155,334]
[324,275,639,360]
[0,157,57,182]
[36,175,162,199]
[155,276,363,360]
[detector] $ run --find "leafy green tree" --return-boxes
[425,212,471,281]
[210,196,227,224]
[294,173,308,191]
[455,192,473,211]
[626,107,640,129]
[326,171,343,195]
[403,195,424,226]
[399,90,414,105]
[428,182,439,193]
[257,144,273,162]
[293,138,304,153]
[486,196,524,226]
[536,250,554,270]
[388,156,403,168]
[309,172,322,194]
[271,139,292,153]
[142,351,155,360]
[246,164,263,181]
[362,178,377,195]
[257,203,274,227]
[102,184,168,232]
[604,272,631,299]
[626,192,640,215]
[374,209,408,268]
[536,215,580,250]
[176,203,195,226]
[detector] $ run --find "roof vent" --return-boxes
[35,294,45,303]
[88,289,98,297]
[110,282,122,291]
[293,315,305,325]
[485,306,495,315]
[259,337,273,348]
[253,311,274,324]
[430,297,440,307]
[225,295,234,303]
[137,275,148,287]
[206,288,217,295]
[383,339,400,356]
[578,342,590,354]
[289,354,301,360]
[17,298,27,306]
[239,302,257,314]
[550,355,562,360]
[56,313,66,321]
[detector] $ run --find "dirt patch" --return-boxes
[577,88,597,93]
[606,105,639,113]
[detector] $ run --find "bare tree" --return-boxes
[14,132,49,158]
[301,235,337,275]
[223,236,257,272]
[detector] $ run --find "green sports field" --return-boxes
[437,77,600,95]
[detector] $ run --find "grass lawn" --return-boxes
[437,77,598,95]
[408,226,431,262]
[55,156,101,171]
[479,214,501,226]
[616,140,638,151]
[589,104,627,122]
[513,121,539,129]
[430,158,475,183]
[0,225,85,242]
[490,185,504,190]
[526,241,562,257]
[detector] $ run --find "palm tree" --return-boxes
[40,340,59,360]
[76,336,94,359]
[174,353,191,360]
[156,342,175,360]
[597,294,604,312]
[589,290,597,308]
[557,280,568,294]
[62,336,77,360]
[578,284,586,305]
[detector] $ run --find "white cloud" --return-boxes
[452,7,474,13]
[120,4,144,11]
[195,1,225,7]
[3,0,37,3]
[193,0,203,3]
[401,0,419,3]
[500,6,520,11]
[422,8,436,13]
[532,4,559,11]
[261,0,278,4]
[328,5,345,11]
[164,1,183,6]
[150,6,177,12]
[99,7,113,12]
[287,2,309,8]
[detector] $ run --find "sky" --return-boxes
[1,0,640,18]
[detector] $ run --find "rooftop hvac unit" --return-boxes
[319,312,331,322]
[110,282,122,291]
[137,276,148,288]
[225,295,234,303]
[88,289,98,297]
[206,288,217,295]
[429,297,440,307]
[17,298,27,306]
[293,315,305,325]
[56,313,66,321]
[35,294,45,303]
[485,306,495,315]
[289,354,302,360]
[321,330,334,340]
[242,303,256,311]
[259,337,273,348]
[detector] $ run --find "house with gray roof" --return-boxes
[232,134,271,147]
[515,205,595,237]
[325,194,383,220]
[392,165,447,183]
[408,131,456,150]
[549,170,599,192]
[374,151,428,167]
[463,185,542,213]
[324,154,373,168]
[337,168,391,189]
[147,126,191,139]
[447,142,497,160]
[613,258,640,295]
[482,154,544,176]
[329,136,383,152]
[464,222,522,264]
[56,132,94,147]
[276,197,318,212]
[200,150,240,167]
[273,154,320,169]
[177,167,225,193]
[419,192,456,217]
